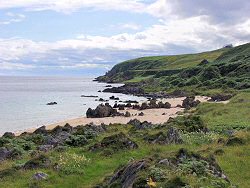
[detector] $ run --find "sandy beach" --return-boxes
[15,96,211,135]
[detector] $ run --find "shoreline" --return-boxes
[14,96,210,136]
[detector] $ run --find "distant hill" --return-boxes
[97,43,250,92]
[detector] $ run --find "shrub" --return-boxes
[66,135,88,147]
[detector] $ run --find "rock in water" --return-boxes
[46,102,57,105]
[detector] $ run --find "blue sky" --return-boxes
[0,0,250,76]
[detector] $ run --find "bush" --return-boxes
[66,135,88,147]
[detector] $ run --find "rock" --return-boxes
[128,119,153,130]
[0,147,9,161]
[33,126,48,135]
[66,135,88,147]
[145,128,183,144]
[182,96,200,109]
[124,100,139,104]
[125,111,131,117]
[81,95,98,98]
[140,102,148,110]
[138,112,144,116]
[209,94,233,102]
[86,103,120,118]
[105,85,112,87]
[37,145,54,152]
[108,160,147,188]
[47,102,57,105]
[199,59,210,66]
[118,105,125,110]
[103,84,144,95]
[32,172,48,181]
[23,155,51,170]
[125,103,132,108]
[110,96,119,100]
[99,98,105,102]
[98,90,101,92]
[225,137,245,146]
[0,147,22,161]
[89,132,138,152]
[2,132,15,139]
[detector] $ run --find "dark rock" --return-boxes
[86,103,120,118]
[140,102,148,110]
[138,112,144,116]
[128,119,154,130]
[37,145,54,152]
[225,137,245,146]
[0,147,9,161]
[209,94,234,102]
[118,105,125,110]
[33,126,48,135]
[81,95,98,98]
[103,84,144,95]
[47,102,57,105]
[23,155,51,170]
[199,59,210,66]
[110,96,119,100]
[124,100,139,104]
[99,98,105,102]
[105,85,112,87]
[108,160,147,188]
[125,111,131,117]
[2,132,15,139]
[145,128,183,145]
[182,96,200,109]
[32,172,48,181]
[125,103,132,108]
[0,147,22,161]
[89,132,138,152]
[98,90,101,92]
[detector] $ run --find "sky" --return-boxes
[0,0,250,76]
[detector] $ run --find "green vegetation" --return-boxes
[1,43,249,187]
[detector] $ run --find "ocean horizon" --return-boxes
[0,76,145,134]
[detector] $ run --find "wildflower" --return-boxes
[147,177,156,187]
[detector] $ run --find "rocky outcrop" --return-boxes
[2,132,15,139]
[86,103,121,118]
[102,84,144,95]
[108,160,148,188]
[144,127,183,144]
[128,119,154,130]
[47,102,57,105]
[89,132,138,152]
[109,96,119,100]
[209,93,233,102]
[182,96,200,109]
[23,155,51,170]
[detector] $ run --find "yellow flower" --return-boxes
[147,177,156,187]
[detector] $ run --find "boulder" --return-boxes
[182,96,200,109]
[33,126,48,135]
[128,119,153,130]
[86,103,120,118]
[209,94,233,102]
[89,132,138,152]
[145,128,183,144]
[2,132,15,139]
[110,96,119,100]
[125,111,131,117]
[32,172,49,181]
[46,102,57,105]
[108,160,147,188]
[23,155,51,170]
[37,145,54,152]
[138,112,144,116]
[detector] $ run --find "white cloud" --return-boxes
[0,62,35,70]
[0,0,146,13]
[119,23,141,30]
[0,12,26,25]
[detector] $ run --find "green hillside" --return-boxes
[97,48,228,83]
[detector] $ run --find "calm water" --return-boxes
[0,76,145,134]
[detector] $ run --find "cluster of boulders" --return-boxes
[97,148,229,188]
[209,93,234,102]
[181,96,200,109]
[89,132,138,153]
[113,99,171,111]
[144,127,183,145]
[128,119,154,130]
[102,84,145,95]
[86,103,122,118]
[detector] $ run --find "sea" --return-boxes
[0,76,146,134]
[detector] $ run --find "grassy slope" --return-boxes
[98,48,228,82]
